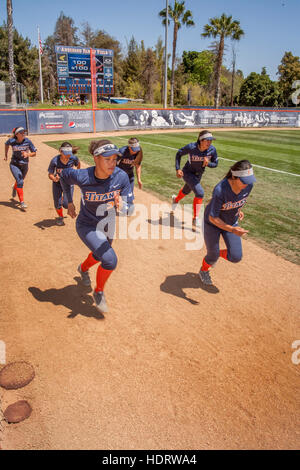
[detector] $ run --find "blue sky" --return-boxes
[1,0,299,80]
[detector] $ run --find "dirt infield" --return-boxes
[0,131,299,450]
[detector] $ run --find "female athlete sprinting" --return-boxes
[48,142,81,225]
[199,159,256,286]
[4,127,37,210]
[60,139,133,313]
[117,137,143,215]
[172,130,218,226]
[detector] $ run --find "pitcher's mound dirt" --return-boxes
[0,362,35,390]
[4,401,32,423]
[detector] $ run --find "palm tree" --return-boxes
[202,13,244,108]
[7,0,17,106]
[159,1,194,107]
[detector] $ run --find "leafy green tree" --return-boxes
[91,29,123,96]
[154,37,165,103]
[159,0,194,106]
[278,51,300,105]
[182,50,214,86]
[53,11,78,46]
[123,36,142,84]
[239,70,282,107]
[141,48,157,103]
[202,13,244,108]
[0,25,40,101]
[80,21,95,47]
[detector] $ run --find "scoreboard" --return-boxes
[55,45,114,95]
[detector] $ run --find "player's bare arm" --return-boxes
[22,150,36,158]
[4,144,9,161]
[67,202,77,219]
[135,164,142,189]
[48,173,60,182]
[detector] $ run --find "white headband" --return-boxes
[93,144,118,156]
[15,127,25,134]
[60,146,73,152]
[199,132,213,140]
[231,168,254,177]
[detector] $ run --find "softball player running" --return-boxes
[117,137,143,215]
[172,130,218,226]
[48,142,81,225]
[60,139,133,314]
[4,127,37,210]
[199,160,256,286]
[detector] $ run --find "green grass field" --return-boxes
[46,130,300,265]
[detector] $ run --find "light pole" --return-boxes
[164,0,168,108]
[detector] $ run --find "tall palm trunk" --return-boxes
[7,0,17,107]
[230,54,236,106]
[170,24,178,107]
[214,34,224,108]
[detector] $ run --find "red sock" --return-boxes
[175,188,186,203]
[16,187,24,203]
[201,258,211,272]
[193,197,203,218]
[81,252,99,272]
[219,249,228,260]
[95,265,113,292]
[56,208,63,218]
[14,182,17,190]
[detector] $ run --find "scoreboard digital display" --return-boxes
[55,45,114,95]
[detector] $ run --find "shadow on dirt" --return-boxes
[0,199,23,211]
[160,271,219,304]
[34,218,65,230]
[28,276,104,320]
[147,212,196,234]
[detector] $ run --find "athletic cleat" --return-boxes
[93,290,109,313]
[171,195,178,212]
[77,264,91,287]
[20,202,27,210]
[192,217,201,227]
[199,269,213,286]
[12,185,17,198]
[56,217,64,226]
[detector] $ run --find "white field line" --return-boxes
[114,136,300,178]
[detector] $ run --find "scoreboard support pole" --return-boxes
[90,48,97,133]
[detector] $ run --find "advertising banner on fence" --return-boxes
[0,110,26,135]
[1,108,300,135]
[96,108,300,132]
[27,110,94,134]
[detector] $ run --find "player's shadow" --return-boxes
[34,218,65,230]
[28,276,104,320]
[160,271,219,304]
[147,212,195,234]
[0,199,22,211]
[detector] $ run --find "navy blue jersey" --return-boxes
[117,146,142,177]
[175,142,218,174]
[60,166,133,226]
[6,137,37,165]
[48,154,79,177]
[205,178,253,226]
